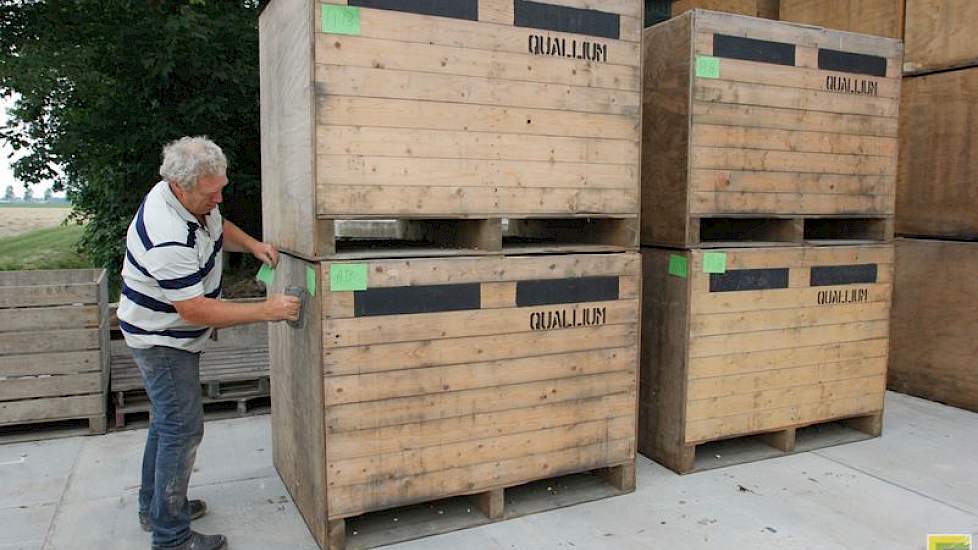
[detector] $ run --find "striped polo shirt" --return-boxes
[118,180,223,352]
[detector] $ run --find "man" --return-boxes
[118,136,299,550]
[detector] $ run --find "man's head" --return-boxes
[160,136,228,216]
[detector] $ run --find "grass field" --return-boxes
[0,224,92,271]
[0,205,73,238]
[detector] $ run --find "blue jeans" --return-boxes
[131,346,204,547]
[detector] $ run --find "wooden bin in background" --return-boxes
[672,0,779,19]
[0,269,109,435]
[897,66,978,240]
[903,0,978,75]
[642,10,901,248]
[259,0,643,259]
[269,252,640,549]
[640,245,891,473]
[778,0,904,39]
[889,238,978,413]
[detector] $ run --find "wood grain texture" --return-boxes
[889,239,978,412]
[779,0,904,39]
[904,0,978,74]
[897,68,978,239]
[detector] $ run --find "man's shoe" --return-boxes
[151,531,227,550]
[139,500,208,532]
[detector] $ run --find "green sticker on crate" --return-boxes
[330,263,367,292]
[322,4,360,35]
[255,263,275,287]
[668,255,688,279]
[306,266,318,296]
[696,55,720,79]
[703,252,728,274]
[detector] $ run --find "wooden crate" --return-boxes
[904,0,978,74]
[779,0,904,38]
[642,10,901,248]
[672,0,779,19]
[640,245,891,473]
[889,239,978,413]
[0,269,109,435]
[268,252,640,549]
[897,67,978,239]
[260,0,643,259]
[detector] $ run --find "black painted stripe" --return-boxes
[516,276,619,307]
[354,283,481,317]
[710,268,790,293]
[348,0,478,21]
[818,48,887,77]
[514,0,621,40]
[810,264,878,287]
[713,34,796,67]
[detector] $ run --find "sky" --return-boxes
[1,94,63,199]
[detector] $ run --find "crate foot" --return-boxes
[760,428,796,452]
[843,411,883,437]
[88,415,108,435]
[471,488,505,520]
[326,518,346,550]
[595,461,636,492]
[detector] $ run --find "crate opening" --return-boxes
[333,219,499,255]
[804,218,891,242]
[697,217,797,245]
[503,217,636,250]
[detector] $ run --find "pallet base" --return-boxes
[328,462,634,550]
[0,414,107,444]
[651,412,882,474]
[654,216,895,249]
[112,379,270,430]
[305,216,640,259]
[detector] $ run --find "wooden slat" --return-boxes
[691,147,895,176]
[690,245,894,269]
[691,284,891,315]
[690,192,892,215]
[0,373,103,401]
[0,393,104,425]
[688,356,887,400]
[327,415,634,489]
[692,125,897,157]
[325,346,636,404]
[779,0,905,39]
[320,96,640,140]
[317,126,640,164]
[691,170,891,195]
[315,33,640,92]
[903,0,978,74]
[0,328,100,356]
[317,156,638,189]
[324,322,637,375]
[689,301,891,336]
[689,319,889,358]
[324,300,637,348]
[327,438,633,518]
[0,306,100,332]
[0,285,98,308]
[692,102,898,138]
[689,338,890,379]
[315,65,640,116]
[685,392,884,443]
[0,350,102,378]
[325,369,635,432]
[695,79,898,118]
[326,391,635,461]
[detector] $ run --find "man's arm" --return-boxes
[223,219,278,266]
[173,295,298,329]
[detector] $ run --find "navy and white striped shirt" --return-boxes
[118,180,223,352]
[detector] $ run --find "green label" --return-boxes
[329,263,367,292]
[322,4,360,35]
[703,252,728,274]
[255,264,276,286]
[696,55,720,79]
[668,255,688,279]
[306,266,318,297]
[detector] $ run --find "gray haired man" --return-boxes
[118,136,299,549]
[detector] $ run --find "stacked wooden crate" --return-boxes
[889,1,978,413]
[778,0,904,39]
[259,1,641,548]
[0,269,109,437]
[640,10,899,473]
[672,0,779,19]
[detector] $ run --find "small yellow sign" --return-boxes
[928,534,973,550]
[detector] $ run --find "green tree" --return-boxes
[0,0,262,283]
[43,186,52,202]
[23,186,32,202]
[2,185,12,201]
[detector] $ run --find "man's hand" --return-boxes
[251,241,279,267]
[264,294,300,322]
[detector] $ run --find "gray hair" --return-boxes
[160,136,227,190]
